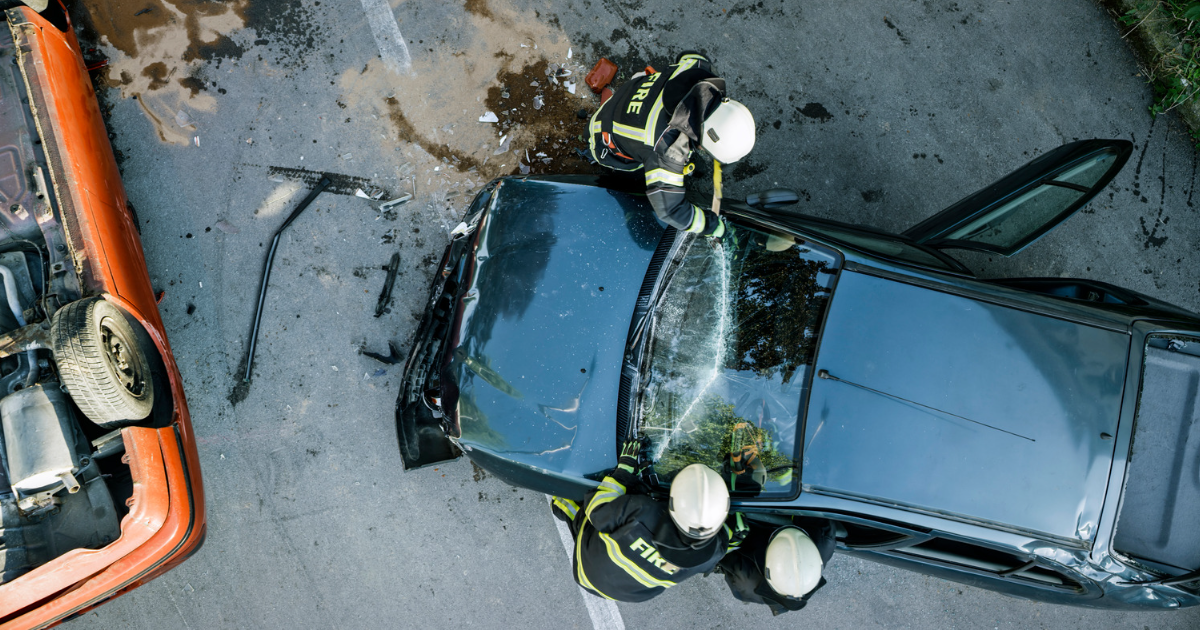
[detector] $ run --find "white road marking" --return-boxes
[547,496,626,630]
[359,0,412,74]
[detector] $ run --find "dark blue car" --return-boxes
[396,139,1200,610]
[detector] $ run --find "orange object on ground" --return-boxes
[0,2,204,627]
[586,58,618,94]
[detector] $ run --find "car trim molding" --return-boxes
[843,262,1129,334]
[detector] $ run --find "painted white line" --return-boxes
[359,0,412,74]
[547,496,625,630]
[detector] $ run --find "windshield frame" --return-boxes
[626,214,846,502]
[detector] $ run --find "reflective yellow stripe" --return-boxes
[684,206,706,233]
[576,526,616,600]
[590,117,603,135]
[645,168,684,187]
[643,92,666,147]
[670,57,699,80]
[599,533,677,589]
[554,497,580,520]
[584,477,626,521]
[611,122,647,143]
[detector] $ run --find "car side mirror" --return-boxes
[745,188,800,210]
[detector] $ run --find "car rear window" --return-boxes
[637,222,840,498]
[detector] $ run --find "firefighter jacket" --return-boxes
[588,52,727,236]
[570,466,739,602]
[716,518,836,616]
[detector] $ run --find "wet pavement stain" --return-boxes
[483,60,598,175]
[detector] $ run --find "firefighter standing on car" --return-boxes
[716,518,836,615]
[552,441,749,602]
[588,52,756,237]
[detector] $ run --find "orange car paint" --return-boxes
[0,4,205,627]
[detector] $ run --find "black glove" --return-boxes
[618,439,642,474]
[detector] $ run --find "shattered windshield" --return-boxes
[638,222,839,498]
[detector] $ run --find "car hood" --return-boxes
[446,178,663,479]
[802,270,1129,542]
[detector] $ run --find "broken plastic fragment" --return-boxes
[567,47,573,59]
[494,135,511,155]
[519,162,531,175]
[214,220,239,234]
[449,221,470,238]
[193,136,200,147]
[174,110,193,128]
[478,111,499,123]
[355,189,371,199]
[380,194,412,209]
[533,95,544,110]
[373,368,387,378]
[269,174,285,183]
[342,152,353,160]
[530,80,539,87]
[565,81,577,95]
[536,151,547,157]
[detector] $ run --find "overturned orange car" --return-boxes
[0,3,204,627]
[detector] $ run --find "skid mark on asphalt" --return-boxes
[359,0,412,74]
[546,495,625,630]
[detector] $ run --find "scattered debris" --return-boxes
[533,95,544,110]
[362,341,405,365]
[134,7,152,16]
[174,110,193,129]
[331,365,338,372]
[193,136,200,147]
[375,252,401,317]
[372,368,388,378]
[567,47,573,59]
[495,134,511,155]
[478,111,499,123]
[565,81,577,95]
[214,220,240,234]
[355,188,371,199]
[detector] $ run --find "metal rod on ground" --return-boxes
[243,176,331,383]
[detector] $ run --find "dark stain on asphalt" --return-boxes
[861,190,885,203]
[884,17,912,45]
[178,76,207,97]
[732,160,767,179]
[798,102,834,122]
[384,98,482,173]
[141,62,169,90]
[464,0,493,19]
[472,462,489,482]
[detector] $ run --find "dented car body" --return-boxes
[399,138,1200,610]
[0,4,203,627]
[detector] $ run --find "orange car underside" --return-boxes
[0,5,204,628]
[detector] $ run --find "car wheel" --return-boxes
[51,297,154,426]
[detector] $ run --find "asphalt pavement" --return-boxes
[62,0,1200,628]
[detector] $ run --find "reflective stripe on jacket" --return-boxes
[571,466,734,602]
[588,53,726,235]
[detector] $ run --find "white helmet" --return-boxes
[700,99,756,164]
[764,527,823,598]
[668,464,729,540]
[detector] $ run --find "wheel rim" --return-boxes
[99,316,149,399]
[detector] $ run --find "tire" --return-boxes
[51,297,154,426]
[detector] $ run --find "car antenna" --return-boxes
[243,176,332,384]
[817,369,1035,442]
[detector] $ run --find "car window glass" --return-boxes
[897,537,1024,572]
[1052,151,1118,188]
[834,520,912,548]
[638,223,839,498]
[941,185,1082,249]
[796,222,957,271]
